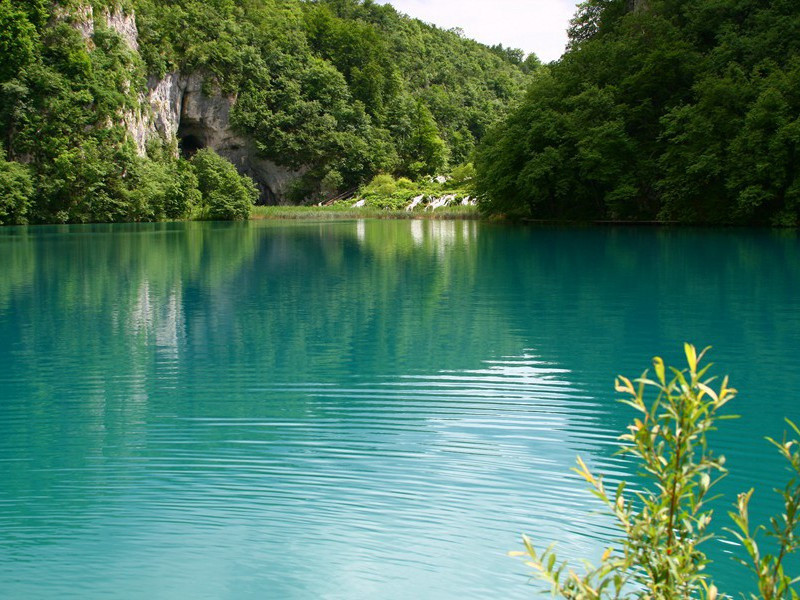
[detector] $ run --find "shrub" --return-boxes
[129,157,201,221]
[449,162,476,186]
[396,177,415,190]
[163,160,202,220]
[515,345,800,598]
[363,194,407,210]
[363,173,397,197]
[0,157,33,225]
[35,137,142,224]
[320,169,344,198]
[192,149,257,221]
[287,174,319,204]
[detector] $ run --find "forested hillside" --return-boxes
[0,0,530,224]
[476,0,800,225]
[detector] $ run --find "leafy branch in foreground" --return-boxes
[727,420,800,600]
[513,344,800,599]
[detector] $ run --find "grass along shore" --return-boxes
[251,205,479,220]
[251,170,480,220]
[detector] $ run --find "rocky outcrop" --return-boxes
[148,72,184,141]
[60,4,301,203]
[60,4,138,49]
[55,4,95,43]
[143,72,300,203]
[103,7,139,52]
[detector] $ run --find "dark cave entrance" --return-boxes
[177,119,209,159]
[178,133,205,159]
[175,120,276,204]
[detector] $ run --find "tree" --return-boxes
[192,148,257,221]
[404,101,448,177]
[477,0,800,225]
[0,0,37,83]
[0,155,32,225]
[0,0,530,222]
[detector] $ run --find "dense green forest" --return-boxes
[475,0,800,225]
[0,0,529,224]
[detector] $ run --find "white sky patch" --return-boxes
[376,0,581,63]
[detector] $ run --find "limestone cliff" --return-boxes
[143,72,299,203]
[67,4,299,203]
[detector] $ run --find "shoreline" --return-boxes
[250,205,481,221]
[4,208,796,228]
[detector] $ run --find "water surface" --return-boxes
[1,220,799,598]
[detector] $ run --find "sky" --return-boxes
[376,0,582,63]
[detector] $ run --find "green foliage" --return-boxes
[515,345,800,598]
[402,101,448,178]
[449,162,476,187]
[728,421,800,600]
[304,0,528,168]
[133,0,525,196]
[0,155,33,225]
[0,0,528,222]
[0,0,192,223]
[251,203,477,220]
[521,53,542,74]
[363,174,398,197]
[477,0,800,225]
[131,154,201,220]
[192,148,256,221]
[320,169,344,198]
[0,0,38,83]
[35,136,143,223]
[350,170,474,211]
[353,173,407,209]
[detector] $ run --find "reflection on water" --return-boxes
[0,221,799,598]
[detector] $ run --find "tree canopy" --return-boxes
[0,0,531,223]
[475,0,800,225]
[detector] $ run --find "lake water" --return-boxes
[0,220,799,598]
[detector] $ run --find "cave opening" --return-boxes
[178,133,204,159]
[175,120,276,204]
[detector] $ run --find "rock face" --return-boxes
[164,74,300,203]
[104,7,139,52]
[67,4,301,203]
[56,4,94,42]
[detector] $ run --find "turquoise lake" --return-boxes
[1,220,799,598]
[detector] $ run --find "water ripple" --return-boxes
[2,222,799,598]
